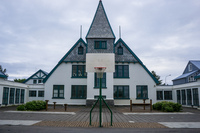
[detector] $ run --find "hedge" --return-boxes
[153,101,182,112]
[17,100,46,111]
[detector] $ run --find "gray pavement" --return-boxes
[0,106,200,129]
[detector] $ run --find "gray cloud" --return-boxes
[0,0,199,84]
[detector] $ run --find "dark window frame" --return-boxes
[94,41,107,49]
[78,45,84,55]
[114,65,129,78]
[164,91,172,100]
[136,85,148,99]
[94,73,106,88]
[157,91,163,100]
[53,85,64,99]
[72,65,87,78]
[20,89,25,103]
[71,85,87,99]
[114,86,129,99]
[118,46,123,55]
[9,88,15,104]
[38,91,44,97]
[15,89,20,104]
[29,90,37,97]
[33,79,37,84]
[2,87,9,105]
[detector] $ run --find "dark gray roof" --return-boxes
[190,60,200,69]
[86,1,115,39]
[173,70,198,81]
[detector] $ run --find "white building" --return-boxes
[43,1,159,106]
[0,1,199,108]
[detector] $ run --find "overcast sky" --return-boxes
[0,0,200,84]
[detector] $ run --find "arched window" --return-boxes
[78,45,83,55]
[118,46,123,55]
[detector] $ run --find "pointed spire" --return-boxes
[86,0,115,39]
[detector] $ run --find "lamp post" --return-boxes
[165,74,171,85]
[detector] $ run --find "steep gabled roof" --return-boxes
[43,38,87,83]
[86,0,115,39]
[190,60,200,69]
[0,71,8,79]
[24,69,49,83]
[173,70,198,81]
[115,38,159,84]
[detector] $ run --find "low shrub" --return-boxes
[17,100,46,111]
[17,104,26,111]
[153,101,182,112]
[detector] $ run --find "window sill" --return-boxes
[52,97,65,99]
[71,77,87,78]
[114,77,130,79]
[114,98,130,100]
[71,98,86,99]
[136,98,149,100]
[93,87,107,89]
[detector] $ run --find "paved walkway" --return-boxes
[0,106,200,128]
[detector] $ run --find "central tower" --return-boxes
[86,0,116,53]
[86,0,115,106]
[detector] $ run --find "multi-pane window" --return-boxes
[94,41,107,49]
[114,86,129,99]
[38,91,44,97]
[33,80,37,84]
[136,85,148,99]
[29,90,37,97]
[53,85,64,99]
[118,46,123,55]
[193,88,199,106]
[157,91,163,100]
[20,89,25,103]
[94,73,106,88]
[72,65,87,78]
[9,88,15,104]
[114,65,129,78]
[15,89,20,104]
[2,87,9,105]
[181,90,186,105]
[38,80,42,84]
[187,89,192,105]
[78,46,83,55]
[71,85,87,99]
[164,91,172,100]
[177,90,181,104]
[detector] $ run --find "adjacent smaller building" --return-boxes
[156,60,200,107]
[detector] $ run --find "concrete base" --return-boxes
[86,99,114,107]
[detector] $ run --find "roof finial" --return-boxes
[119,26,121,38]
[80,25,82,38]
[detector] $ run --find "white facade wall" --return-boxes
[87,72,113,100]
[156,85,174,103]
[0,79,28,106]
[114,63,157,105]
[28,84,45,101]
[44,62,87,105]
[156,80,200,107]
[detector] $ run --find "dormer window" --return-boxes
[94,41,107,49]
[118,46,123,55]
[188,64,192,72]
[78,45,83,55]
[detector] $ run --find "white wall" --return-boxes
[45,62,87,105]
[0,79,28,106]
[87,72,113,100]
[114,63,157,105]
[28,84,45,101]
